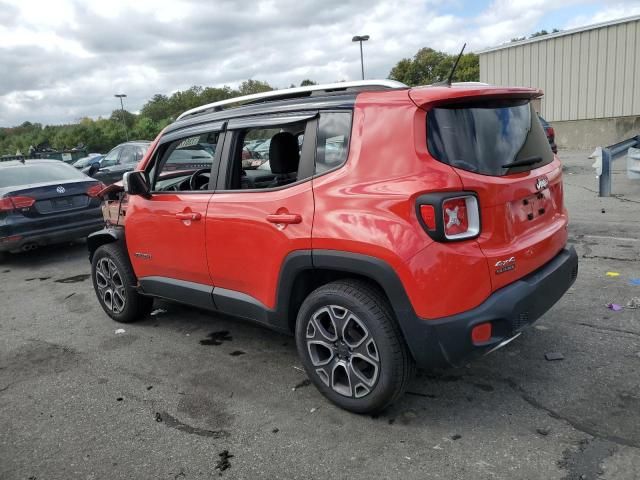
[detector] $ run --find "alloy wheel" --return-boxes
[305,305,380,399]
[95,257,126,314]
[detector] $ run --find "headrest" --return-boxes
[269,132,299,174]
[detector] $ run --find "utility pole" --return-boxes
[351,35,370,80]
[114,94,129,141]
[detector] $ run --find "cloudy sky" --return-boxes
[1,0,639,127]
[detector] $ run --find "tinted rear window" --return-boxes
[0,162,87,188]
[427,100,553,176]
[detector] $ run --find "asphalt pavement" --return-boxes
[1,150,639,479]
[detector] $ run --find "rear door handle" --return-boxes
[266,213,302,224]
[175,212,201,221]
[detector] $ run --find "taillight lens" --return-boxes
[87,182,106,198]
[0,196,36,211]
[442,195,479,240]
[547,126,555,139]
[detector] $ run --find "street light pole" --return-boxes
[351,35,370,80]
[114,94,129,141]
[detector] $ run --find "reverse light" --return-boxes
[442,195,480,240]
[471,322,492,344]
[0,196,36,211]
[87,182,107,198]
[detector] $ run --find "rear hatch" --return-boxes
[411,87,568,291]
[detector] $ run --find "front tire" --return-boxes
[91,243,152,323]
[295,279,414,414]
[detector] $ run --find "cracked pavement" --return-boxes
[1,150,639,479]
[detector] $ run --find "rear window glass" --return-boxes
[0,162,87,188]
[427,100,553,176]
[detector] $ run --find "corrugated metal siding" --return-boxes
[479,18,640,121]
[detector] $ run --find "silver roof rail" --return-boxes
[176,79,407,120]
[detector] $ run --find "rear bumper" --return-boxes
[0,216,104,252]
[405,246,578,368]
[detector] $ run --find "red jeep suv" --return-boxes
[88,80,578,413]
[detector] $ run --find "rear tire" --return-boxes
[295,279,414,414]
[91,243,153,323]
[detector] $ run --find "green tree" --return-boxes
[300,79,317,86]
[140,94,172,122]
[389,48,479,86]
[238,79,273,96]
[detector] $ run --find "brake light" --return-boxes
[442,195,479,240]
[547,126,555,139]
[87,182,106,198]
[419,205,436,230]
[0,196,35,211]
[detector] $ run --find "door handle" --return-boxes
[175,212,202,221]
[266,213,302,224]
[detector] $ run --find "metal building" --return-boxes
[478,15,640,149]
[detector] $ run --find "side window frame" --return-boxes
[215,113,318,192]
[145,123,227,194]
[313,109,354,177]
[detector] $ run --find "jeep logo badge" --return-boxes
[535,177,549,191]
[56,186,66,194]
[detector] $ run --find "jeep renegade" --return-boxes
[88,80,578,413]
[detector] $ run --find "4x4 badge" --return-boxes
[495,256,516,274]
[536,177,549,191]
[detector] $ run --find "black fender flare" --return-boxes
[87,227,125,261]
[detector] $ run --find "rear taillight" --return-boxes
[87,182,106,198]
[0,196,36,212]
[416,193,480,242]
[547,126,555,139]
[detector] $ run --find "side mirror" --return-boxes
[123,171,150,197]
[86,164,99,176]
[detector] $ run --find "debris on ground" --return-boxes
[630,278,640,286]
[200,331,232,345]
[215,450,233,472]
[605,271,620,277]
[146,386,153,390]
[451,434,462,440]
[535,325,549,331]
[545,352,565,361]
[606,303,623,312]
[292,366,305,372]
[115,328,126,334]
[64,292,76,299]
[601,208,606,213]
[272,428,279,433]
[116,397,123,401]
[292,379,311,391]
[536,428,550,436]
[150,308,167,316]
[627,297,640,309]
[229,350,245,356]
[154,412,163,422]
[310,407,318,413]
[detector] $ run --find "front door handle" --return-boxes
[266,213,302,224]
[175,212,201,221]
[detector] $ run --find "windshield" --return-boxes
[0,162,87,188]
[427,99,553,176]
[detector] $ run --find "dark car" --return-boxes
[0,160,105,256]
[538,115,557,153]
[73,154,104,169]
[84,141,150,185]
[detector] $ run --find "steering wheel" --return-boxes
[189,168,211,190]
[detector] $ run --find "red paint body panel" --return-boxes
[206,182,314,309]
[125,193,213,285]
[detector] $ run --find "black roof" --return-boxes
[164,92,359,135]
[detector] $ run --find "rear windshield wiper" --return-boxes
[502,156,543,169]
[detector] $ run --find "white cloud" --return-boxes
[0,0,637,126]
